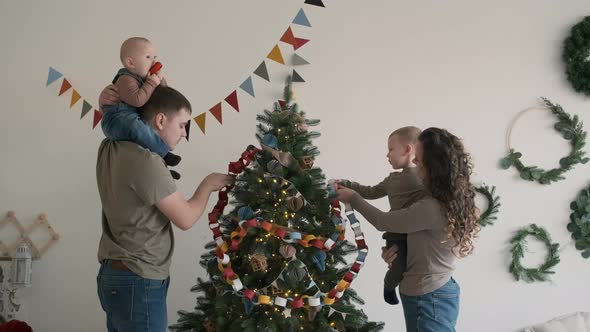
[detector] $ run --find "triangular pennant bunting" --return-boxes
[294,38,310,51]
[185,121,191,141]
[254,62,270,82]
[280,27,296,47]
[224,90,239,112]
[59,79,72,96]
[240,76,255,97]
[80,100,92,119]
[278,100,288,110]
[293,8,311,27]
[209,102,223,124]
[267,45,285,65]
[292,53,310,66]
[194,113,206,134]
[46,67,63,86]
[70,89,81,108]
[92,110,102,129]
[304,0,325,7]
[329,308,336,317]
[292,70,305,83]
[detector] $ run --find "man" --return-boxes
[96,86,233,331]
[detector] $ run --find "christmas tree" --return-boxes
[171,78,384,332]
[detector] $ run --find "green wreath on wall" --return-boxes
[475,184,500,227]
[568,185,590,259]
[563,16,590,96]
[509,224,560,283]
[500,98,588,184]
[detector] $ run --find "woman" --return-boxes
[337,127,479,332]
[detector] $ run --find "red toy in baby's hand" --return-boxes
[149,62,163,75]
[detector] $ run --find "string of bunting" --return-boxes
[194,5,317,135]
[206,145,369,317]
[45,67,103,129]
[46,3,322,135]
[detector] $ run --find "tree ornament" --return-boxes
[286,196,304,211]
[285,259,307,284]
[509,224,560,283]
[203,319,216,332]
[568,185,590,259]
[475,184,501,227]
[295,123,309,132]
[299,156,314,169]
[500,98,588,184]
[250,254,268,272]
[267,160,285,176]
[279,244,296,258]
[311,250,327,271]
[238,206,254,220]
[262,133,278,149]
[563,16,590,96]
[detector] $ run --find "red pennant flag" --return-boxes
[280,27,296,47]
[93,110,103,129]
[294,38,310,51]
[209,102,223,124]
[224,90,239,112]
[278,100,288,110]
[59,79,72,96]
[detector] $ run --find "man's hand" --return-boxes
[203,173,235,191]
[98,84,120,110]
[381,245,399,269]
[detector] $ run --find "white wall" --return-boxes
[1,1,590,331]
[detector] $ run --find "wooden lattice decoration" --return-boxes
[0,212,59,259]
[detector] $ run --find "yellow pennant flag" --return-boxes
[267,45,285,65]
[194,113,206,134]
[70,89,81,108]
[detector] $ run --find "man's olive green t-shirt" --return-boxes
[96,140,177,280]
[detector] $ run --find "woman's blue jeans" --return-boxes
[400,278,460,332]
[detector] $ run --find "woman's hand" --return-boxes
[381,245,398,269]
[336,186,356,203]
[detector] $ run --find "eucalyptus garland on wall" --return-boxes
[568,185,590,259]
[509,224,560,283]
[563,16,590,96]
[500,98,588,184]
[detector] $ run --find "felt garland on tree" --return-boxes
[568,184,590,259]
[563,16,590,96]
[207,146,369,312]
[500,98,588,184]
[474,184,500,227]
[509,224,560,283]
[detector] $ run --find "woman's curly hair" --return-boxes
[418,128,479,257]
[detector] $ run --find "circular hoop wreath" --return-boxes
[563,16,590,96]
[500,98,588,184]
[474,184,500,227]
[568,184,590,259]
[509,224,560,283]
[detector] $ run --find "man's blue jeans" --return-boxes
[101,105,169,158]
[97,260,170,332]
[400,278,460,332]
